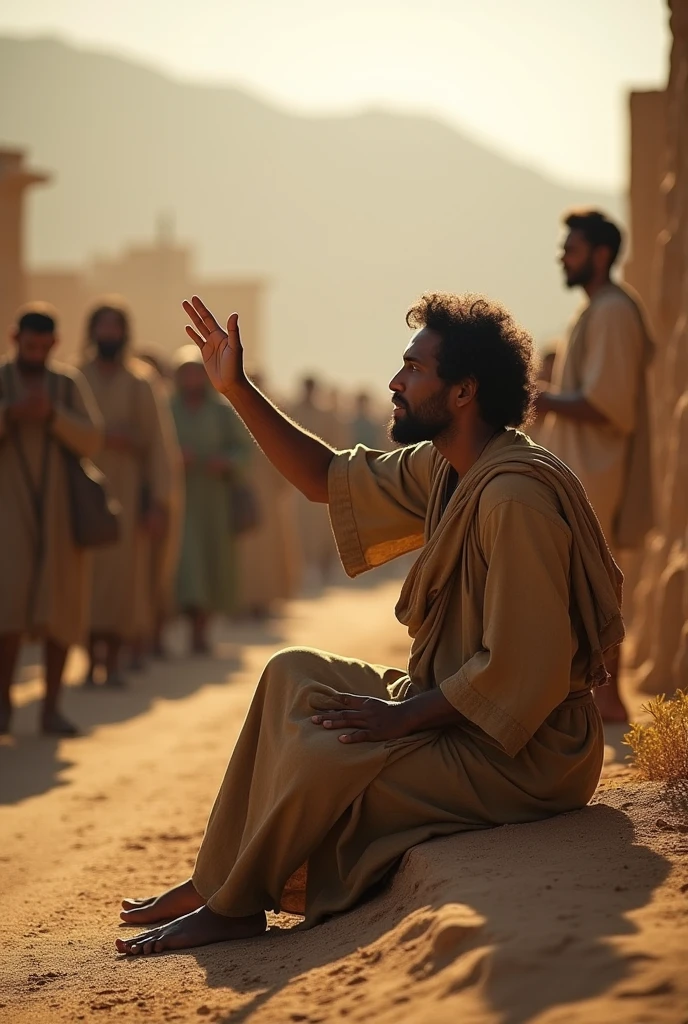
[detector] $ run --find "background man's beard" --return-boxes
[389,388,453,445]
[96,339,125,361]
[565,257,595,288]
[16,359,46,377]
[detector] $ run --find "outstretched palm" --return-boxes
[182,296,244,395]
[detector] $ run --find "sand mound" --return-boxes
[3,583,688,1022]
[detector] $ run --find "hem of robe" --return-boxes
[328,449,424,577]
[439,672,530,757]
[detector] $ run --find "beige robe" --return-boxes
[0,360,103,647]
[193,431,620,926]
[147,377,184,623]
[81,357,173,639]
[237,447,302,612]
[544,282,654,551]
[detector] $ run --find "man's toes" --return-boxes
[122,896,155,910]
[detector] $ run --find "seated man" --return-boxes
[116,292,623,956]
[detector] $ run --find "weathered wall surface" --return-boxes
[628,2,688,694]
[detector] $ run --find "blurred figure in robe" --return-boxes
[171,346,250,654]
[290,377,339,586]
[236,374,302,619]
[130,349,184,661]
[81,303,173,688]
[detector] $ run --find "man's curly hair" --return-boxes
[406,293,537,430]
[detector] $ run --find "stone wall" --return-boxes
[629,1,688,693]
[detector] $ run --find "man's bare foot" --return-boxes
[115,906,267,955]
[120,878,205,925]
[594,684,629,724]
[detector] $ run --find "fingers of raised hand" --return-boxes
[182,297,224,341]
[185,325,205,351]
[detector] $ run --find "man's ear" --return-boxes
[454,377,478,409]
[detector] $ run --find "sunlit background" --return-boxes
[0,0,670,391]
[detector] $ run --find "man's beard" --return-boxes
[16,358,46,378]
[96,339,125,361]
[388,387,453,445]
[565,256,595,289]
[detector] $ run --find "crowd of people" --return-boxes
[0,303,389,736]
[0,208,653,743]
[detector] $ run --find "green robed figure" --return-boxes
[116,292,623,955]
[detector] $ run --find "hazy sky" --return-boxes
[0,0,669,190]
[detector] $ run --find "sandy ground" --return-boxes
[2,573,687,1024]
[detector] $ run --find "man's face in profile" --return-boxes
[388,329,453,445]
[560,229,596,288]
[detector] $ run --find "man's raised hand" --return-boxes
[182,296,245,396]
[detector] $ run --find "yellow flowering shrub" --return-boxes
[624,690,688,781]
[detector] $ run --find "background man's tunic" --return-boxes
[0,360,103,646]
[171,393,250,616]
[146,377,184,627]
[81,358,173,640]
[544,282,654,551]
[192,432,616,926]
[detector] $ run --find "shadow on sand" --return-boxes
[0,614,286,806]
[114,804,669,1024]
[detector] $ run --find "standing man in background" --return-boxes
[0,307,103,734]
[537,209,654,723]
[171,346,250,654]
[291,377,340,586]
[81,304,173,687]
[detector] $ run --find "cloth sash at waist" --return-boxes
[556,689,593,710]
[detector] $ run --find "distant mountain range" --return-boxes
[0,36,622,387]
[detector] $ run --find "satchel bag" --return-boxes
[52,373,121,548]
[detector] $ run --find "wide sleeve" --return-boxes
[327,442,435,578]
[50,370,104,459]
[439,496,574,757]
[580,299,644,435]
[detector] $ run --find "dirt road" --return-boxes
[2,577,687,1024]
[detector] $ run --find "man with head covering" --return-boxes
[80,303,174,687]
[116,292,622,956]
[171,345,250,653]
[537,210,654,723]
[0,305,103,734]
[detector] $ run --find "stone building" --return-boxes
[26,215,266,373]
[627,1,688,693]
[0,148,48,354]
